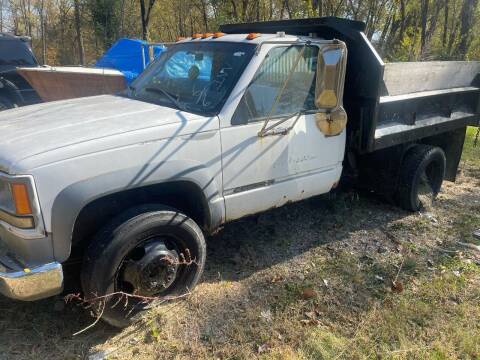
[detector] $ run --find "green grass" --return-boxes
[462,126,480,166]
[293,257,480,360]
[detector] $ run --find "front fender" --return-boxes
[50,160,224,262]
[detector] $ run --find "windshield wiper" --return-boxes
[145,86,183,111]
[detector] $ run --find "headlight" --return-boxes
[0,174,39,231]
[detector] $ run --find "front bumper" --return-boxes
[0,257,63,301]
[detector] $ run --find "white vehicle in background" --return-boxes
[0,17,479,327]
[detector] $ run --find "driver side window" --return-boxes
[232,45,318,125]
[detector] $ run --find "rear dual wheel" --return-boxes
[396,145,446,212]
[81,206,206,328]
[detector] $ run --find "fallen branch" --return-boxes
[73,300,106,336]
[67,290,191,336]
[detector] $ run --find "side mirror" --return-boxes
[315,42,347,110]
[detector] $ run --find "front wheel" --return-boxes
[396,145,446,211]
[81,206,206,328]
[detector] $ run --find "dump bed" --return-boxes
[221,17,480,154]
[375,61,480,150]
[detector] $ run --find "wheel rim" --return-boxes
[417,161,442,209]
[117,238,180,297]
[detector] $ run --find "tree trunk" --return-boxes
[241,0,249,21]
[420,0,429,55]
[456,0,479,59]
[317,0,323,16]
[378,13,393,52]
[140,0,147,40]
[119,0,126,36]
[425,1,442,48]
[140,0,156,41]
[442,0,449,48]
[0,0,3,33]
[39,0,47,64]
[284,0,292,18]
[230,0,238,19]
[200,0,208,31]
[399,0,407,43]
[74,0,85,65]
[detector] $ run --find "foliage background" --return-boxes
[0,0,479,65]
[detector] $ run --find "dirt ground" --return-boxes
[1,128,479,360]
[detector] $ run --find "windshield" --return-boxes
[0,39,37,66]
[128,42,255,115]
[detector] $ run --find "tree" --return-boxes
[456,0,479,58]
[35,0,46,64]
[2,0,480,65]
[420,0,429,55]
[88,0,121,49]
[0,0,4,32]
[140,0,156,40]
[73,0,85,64]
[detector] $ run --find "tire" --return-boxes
[0,95,14,111]
[396,145,446,212]
[81,205,206,328]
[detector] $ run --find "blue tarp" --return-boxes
[95,38,165,84]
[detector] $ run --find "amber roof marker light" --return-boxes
[191,33,202,39]
[202,33,214,39]
[246,33,261,40]
[213,32,226,38]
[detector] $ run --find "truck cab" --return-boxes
[0,18,478,328]
[0,33,42,110]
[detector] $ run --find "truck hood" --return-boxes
[0,95,214,174]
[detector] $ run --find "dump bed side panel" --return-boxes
[373,61,480,151]
[381,61,480,96]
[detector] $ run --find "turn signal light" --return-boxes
[246,33,260,40]
[202,33,214,38]
[191,33,202,39]
[213,32,226,38]
[11,183,32,215]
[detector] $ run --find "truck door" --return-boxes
[220,44,346,221]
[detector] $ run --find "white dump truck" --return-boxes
[0,17,479,327]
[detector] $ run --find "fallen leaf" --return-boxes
[305,311,316,320]
[271,275,282,283]
[88,349,116,360]
[391,280,404,293]
[301,318,320,326]
[257,343,269,354]
[260,309,272,322]
[301,288,317,299]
